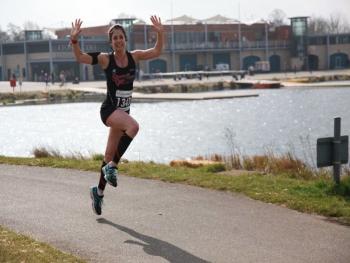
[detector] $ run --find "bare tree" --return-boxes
[328,13,350,33]
[308,13,350,34]
[7,23,24,41]
[23,21,40,30]
[308,16,329,35]
[268,9,287,26]
[0,26,10,42]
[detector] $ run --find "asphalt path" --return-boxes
[0,164,349,263]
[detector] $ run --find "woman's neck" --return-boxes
[114,50,128,68]
[114,50,126,58]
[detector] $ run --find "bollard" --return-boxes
[333,118,341,184]
[316,117,348,184]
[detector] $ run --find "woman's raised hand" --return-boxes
[150,16,164,34]
[71,19,83,40]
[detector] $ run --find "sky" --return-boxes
[0,0,349,29]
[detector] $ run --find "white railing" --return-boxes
[159,40,289,50]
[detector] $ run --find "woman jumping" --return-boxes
[70,16,164,215]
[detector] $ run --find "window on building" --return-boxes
[308,36,326,45]
[208,32,220,42]
[174,32,187,44]
[27,42,49,53]
[3,43,24,55]
[86,42,110,52]
[338,35,350,44]
[329,36,337,45]
[25,31,43,41]
[52,41,71,52]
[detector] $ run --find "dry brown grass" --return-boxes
[170,159,224,168]
[199,152,320,179]
[32,147,59,158]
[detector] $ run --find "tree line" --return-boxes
[269,9,350,35]
[0,10,349,42]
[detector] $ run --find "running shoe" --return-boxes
[102,163,118,187]
[90,186,104,215]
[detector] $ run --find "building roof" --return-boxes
[53,14,290,39]
[202,15,239,24]
[165,15,199,25]
[55,25,109,39]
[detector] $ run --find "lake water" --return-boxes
[1,86,349,165]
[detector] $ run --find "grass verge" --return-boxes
[0,225,85,263]
[0,90,99,106]
[0,154,349,260]
[0,155,349,225]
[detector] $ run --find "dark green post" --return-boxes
[333,117,341,184]
[317,117,348,182]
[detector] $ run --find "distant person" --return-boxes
[18,75,23,91]
[59,71,65,87]
[70,16,164,215]
[204,65,210,79]
[73,76,79,84]
[232,73,238,81]
[44,72,49,88]
[51,72,55,85]
[248,65,255,76]
[40,70,44,82]
[10,74,16,92]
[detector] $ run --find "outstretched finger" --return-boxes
[152,15,160,22]
[74,19,80,28]
[154,16,160,24]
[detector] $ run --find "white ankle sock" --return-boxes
[97,188,104,196]
[109,161,117,167]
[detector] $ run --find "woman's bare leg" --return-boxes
[105,109,139,164]
[98,109,139,192]
[104,127,124,163]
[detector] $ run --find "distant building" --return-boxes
[0,15,349,81]
[25,30,43,41]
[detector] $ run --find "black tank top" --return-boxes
[103,51,136,111]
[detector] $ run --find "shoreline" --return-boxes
[0,69,349,106]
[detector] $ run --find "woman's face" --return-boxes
[111,29,126,52]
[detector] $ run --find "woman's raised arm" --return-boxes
[131,16,164,63]
[70,19,107,66]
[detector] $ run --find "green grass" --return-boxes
[0,90,94,106]
[0,225,85,263]
[0,155,349,224]
[0,154,349,261]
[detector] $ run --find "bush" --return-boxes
[92,153,104,161]
[32,147,50,158]
[204,163,226,173]
[32,147,62,158]
[330,176,350,197]
[242,156,255,171]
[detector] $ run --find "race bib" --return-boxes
[115,90,132,111]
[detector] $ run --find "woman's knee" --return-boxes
[106,110,139,137]
[127,121,139,138]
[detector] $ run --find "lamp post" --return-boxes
[0,41,3,80]
[265,21,269,62]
